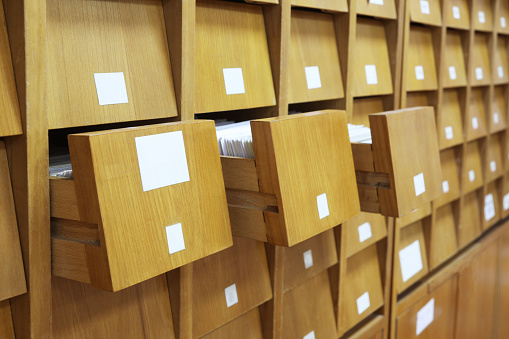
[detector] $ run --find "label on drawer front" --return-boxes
[369,0,384,5]
[317,193,330,219]
[452,6,460,19]
[358,222,373,243]
[499,66,505,78]
[414,173,426,196]
[490,160,497,172]
[356,291,371,315]
[166,223,186,254]
[469,170,475,182]
[416,298,435,335]
[420,0,430,14]
[445,126,454,140]
[303,331,315,339]
[223,68,245,95]
[94,72,129,106]
[365,65,378,85]
[442,180,450,193]
[225,284,239,307]
[502,17,507,28]
[415,65,425,80]
[135,131,190,192]
[303,249,314,269]
[305,66,322,89]
[484,193,495,221]
[399,240,423,283]
[503,193,509,211]
[478,11,486,23]
[475,67,483,80]
[472,117,479,130]
[449,66,457,80]
[494,112,500,124]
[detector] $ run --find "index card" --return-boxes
[420,0,430,14]
[498,66,504,78]
[303,250,314,269]
[414,173,426,196]
[502,17,507,28]
[369,0,384,5]
[135,130,190,192]
[399,240,423,282]
[94,72,129,106]
[365,65,378,85]
[166,223,186,254]
[357,292,371,315]
[445,126,454,140]
[442,180,449,193]
[317,193,330,219]
[225,284,239,307]
[303,331,315,339]
[358,222,373,243]
[478,11,486,23]
[494,112,500,124]
[223,68,246,95]
[490,160,497,173]
[416,298,435,335]
[485,193,495,221]
[475,67,483,80]
[472,117,479,130]
[504,193,509,211]
[449,66,457,80]
[415,65,425,80]
[469,170,476,182]
[305,66,322,89]
[452,6,460,19]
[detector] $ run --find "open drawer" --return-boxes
[352,107,442,217]
[222,110,360,246]
[50,120,232,291]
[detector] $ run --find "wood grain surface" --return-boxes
[443,31,468,88]
[343,212,387,258]
[458,190,482,248]
[409,0,442,26]
[434,148,461,207]
[462,140,484,193]
[439,89,464,149]
[471,33,492,86]
[444,0,470,29]
[406,26,438,91]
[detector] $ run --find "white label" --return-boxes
[452,6,460,19]
[503,193,509,211]
[479,11,486,23]
[484,193,495,221]
[356,292,371,315]
[303,249,314,269]
[93,72,129,106]
[490,160,497,172]
[399,240,424,282]
[420,0,430,14]
[303,331,316,339]
[442,180,450,193]
[449,66,457,80]
[502,17,507,28]
[365,65,378,85]
[135,131,190,192]
[494,112,500,124]
[166,223,186,254]
[469,169,476,182]
[416,298,435,335]
[472,117,479,130]
[415,65,425,80]
[445,126,454,140]
[223,68,245,95]
[305,66,322,89]
[369,0,384,5]
[317,193,330,219]
[498,66,504,78]
[475,67,483,80]
[225,284,239,307]
[414,173,426,196]
[358,222,373,243]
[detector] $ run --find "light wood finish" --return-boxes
[435,148,461,207]
[484,181,502,229]
[466,87,488,140]
[409,0,442,26]
[192,237,272,338]
[487,132,504,181]
[47,0,178,129]
[200,308,263,339]
[343,212,387,258]
[52,275,175,338]
[471,33,492,86]
[51,120,232,291]
[439,89,464,148]
[491,87,508,132]
[0,141,26,301]
[356,0,397,19]
[443,31,468,88]
[497,0,509,34]
[282,270,336,339]
[291,0,348,14]
[473,0,494,31]
[494,37,509,84]
[352,97,386,127]
[406,26,438,91]
[428,202,458,268]
[395,203,431,228]
[282,229,337,292]
[0,300,14,339]
[462,140,484,193]
[352,18,394,97]
[445,0,470,29]
[458,190,482,248]
[195,0,275,114]
[405,92,431,107]
[288,10,344,104]
[496,231,509,338]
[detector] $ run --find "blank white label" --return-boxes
[305,66,322,89]
[358,222,373,243]
[420,0,430,14]
[442,180,450,193]
[166,223,186,254]
[469,170,476,182]
[449,66,457,80]
[135,131,190,192]
[223,68,245,95]
[303,331,316,339]
[414,173,426,196]
[503,193,509,211]
[416,298,435,335]
[494,112,500,124]
[225,284,239,307]
[472,117,479,130]
[478,11,486,23]
[452,6,460,19]
[502,17,507,28]
[484,193,495,221]
[94,72,129,106]
[475,67,483,80]
[303,249,314,269]
[365,65,378,85]
[369,0,384,5]
[490,160,497,172]
[498,66,504,78]
[356,292,371,315]
[415,65,425,80]
[399,240,423,282]
[445,126,454,140]
[317,193,330,219]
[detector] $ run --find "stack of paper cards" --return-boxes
[348,123,372,143]
[49,154,74,179]
[215,121,255,159]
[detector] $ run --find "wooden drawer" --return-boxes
[483,180,502,230]
[352,107,442,217]
[438,89,464,149]
[405,26,438,92]
[191,237,271,338]
[462,140,484,193]
[428,201,458,269]
[486,132,504,182]
[409,0,442,26]
[195,0,275,114]
[458,189,482,248]
[200,308,263,339]
[471,33,492,86]
[288,10,344,104]
[491,86,508,132]
[498,1,509,34]
[343,212,387,258]
[473,0,494,31]
[47,0,178,129]
[50,120,232,291]
[494,37,509,84]
[443,31,468,88]
[435,148,461,207]
[223,110,359,246]
[356,0,396,20]
[466,88,488,140]
[445,0,470,29]
[292,0,348,14]
[396,203,431,228]
[0,300,14,339]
